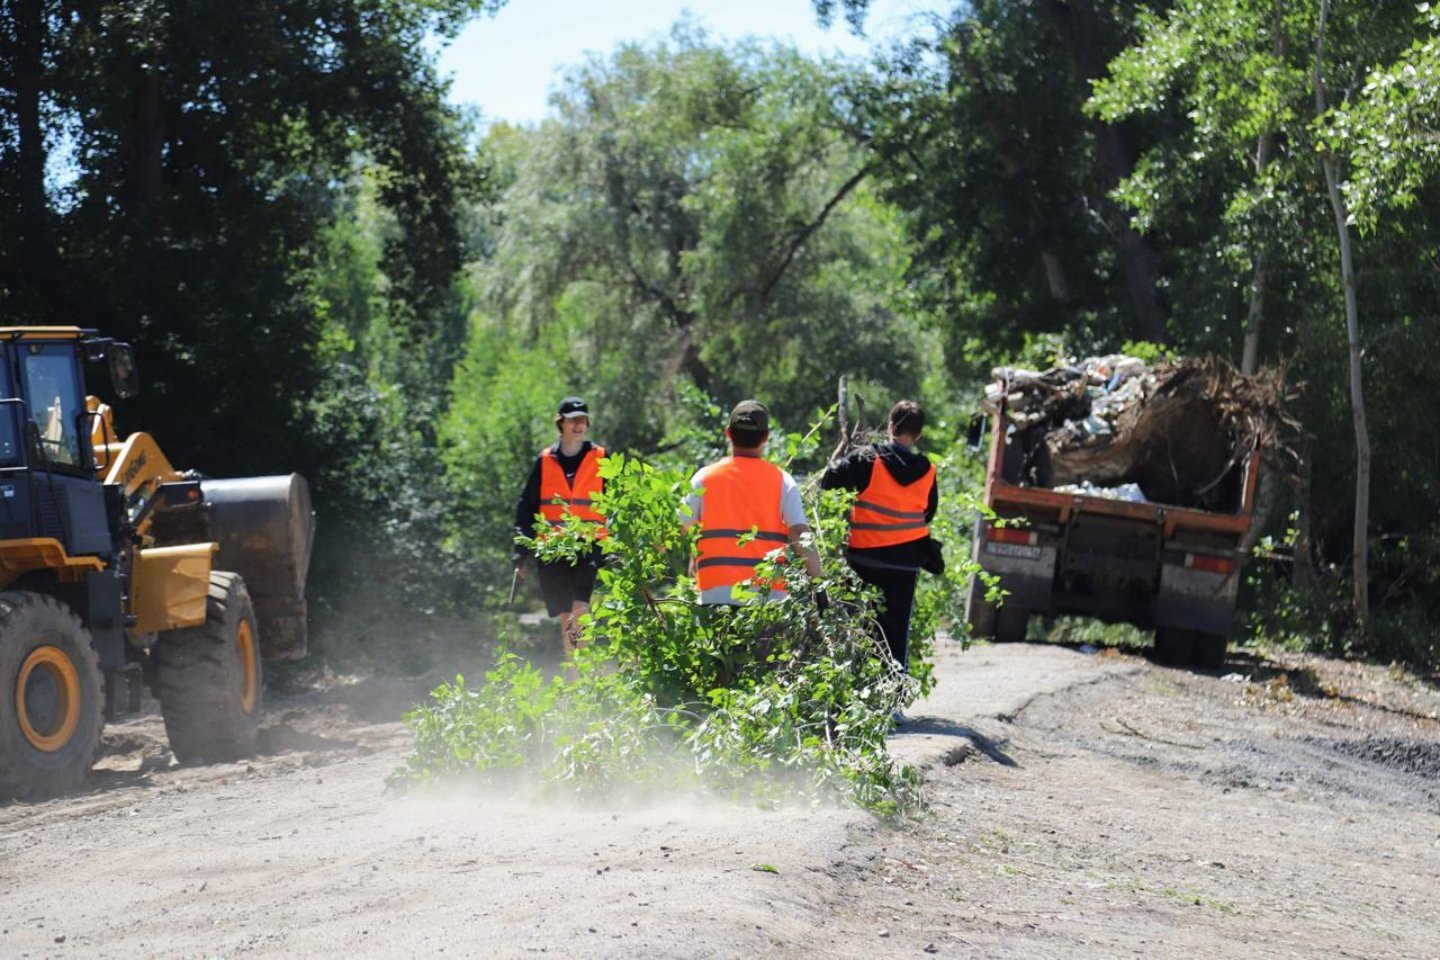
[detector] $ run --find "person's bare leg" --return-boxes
[565,601,589,651]
[559,612,577,657]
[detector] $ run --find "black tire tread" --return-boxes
[0,592,104,800]
[1154,626,1195,666]
[1191,632,1229,670]
[156,571,261,765]
[994,601,1030,644]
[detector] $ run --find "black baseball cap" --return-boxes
[727,399,769,433]
[557,396,589,418]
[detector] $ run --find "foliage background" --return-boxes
[2,0,1437,668]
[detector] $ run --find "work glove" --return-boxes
[815,588,830,616]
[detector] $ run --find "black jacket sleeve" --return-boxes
[820,448,875,492]
[513,456,544,563]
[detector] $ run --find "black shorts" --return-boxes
[536,560,599,617]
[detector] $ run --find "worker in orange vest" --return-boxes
[514,396,607,654]
[683,400,822,605]
[821,400,938,680]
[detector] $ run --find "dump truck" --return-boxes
[0,327,313,799]
[965,357,1278,668]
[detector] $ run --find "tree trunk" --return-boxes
[1320,155,1370,624]
[1291,433,1317,593]
[1315,0,1370,624]
[11,0,64,322]
[1045,0,1168,343]
[664,329,719,401]
[1242,2,1287,374]
[1240,254,1268,375]
[954,26,1073,303]
[130,68,166,210]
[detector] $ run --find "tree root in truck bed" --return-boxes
[991,355,1295,510]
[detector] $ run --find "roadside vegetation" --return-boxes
[3,0,1437,692]
[394,435,993,816]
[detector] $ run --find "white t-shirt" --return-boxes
[684,458,809,605]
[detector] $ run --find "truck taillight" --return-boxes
[1186,553,1236,575]
[986,525,1037,547]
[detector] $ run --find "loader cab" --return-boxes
[0,328,136,558]
[18,342,89,473]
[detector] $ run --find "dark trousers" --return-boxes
[851,563,919,671]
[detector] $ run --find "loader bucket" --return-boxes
[199,474,315,661]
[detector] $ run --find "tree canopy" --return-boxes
[437,27,939,590]
[3,1,1437,667]
[0,0,500,479]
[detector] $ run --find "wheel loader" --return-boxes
[0,327,314,800]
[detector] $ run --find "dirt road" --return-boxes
[2,641,1438,959]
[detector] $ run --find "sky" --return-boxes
[434,0,951,126]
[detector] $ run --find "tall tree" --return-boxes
[1241,1,1288,376]
[473,26,927,445]
[441,30,935,589]
[0,0,65,318]
[1090,0,1425,626]
[0,0,501,479]
[1040,0,1168,343]
[1312,0,1368,620]
[844,1,1177,383]
[1327,4,1440,227]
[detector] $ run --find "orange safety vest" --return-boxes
[694,456,790,594]
[538,445,607,535]
[848,457,935,550]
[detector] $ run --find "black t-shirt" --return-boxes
[513,441,600,564]
[821,441,938,571]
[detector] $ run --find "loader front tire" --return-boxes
[0,592,104,800]
[157,572,262,765]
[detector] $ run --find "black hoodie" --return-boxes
[821,441,939,571]
[513,440,601,565]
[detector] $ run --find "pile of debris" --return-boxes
[985,354,1292,511]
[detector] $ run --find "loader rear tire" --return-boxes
[0,592,104,800]
[157,572,262,765]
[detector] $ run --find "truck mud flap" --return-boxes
[973,521,1056,612]
[1156,549,1239,636]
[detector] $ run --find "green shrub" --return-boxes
[392,452,932,816]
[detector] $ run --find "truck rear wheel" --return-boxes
[157,572,262,764]
[994,602,1030,644]
[0,593,104,800]
[1155,627,1229,669]
[1153,626,1194,666]
[1191,632,1229,670]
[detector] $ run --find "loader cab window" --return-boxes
[21,344,86,472]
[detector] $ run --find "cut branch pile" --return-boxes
[831,374,888,461]
[985,355,1295,511]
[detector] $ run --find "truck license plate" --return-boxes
[986,541,1042,561]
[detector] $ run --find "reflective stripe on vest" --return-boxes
[694,457,789,594]
[539,445,607,534]
[848,458,935,549]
